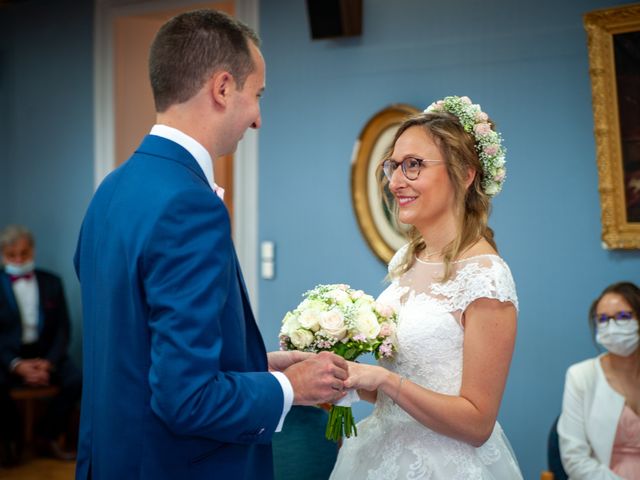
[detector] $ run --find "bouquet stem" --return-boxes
[325,405,357,442]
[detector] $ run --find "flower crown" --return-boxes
[424,96,506,197]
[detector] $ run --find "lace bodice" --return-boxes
[330,245,522,480]
[377,245,518,398]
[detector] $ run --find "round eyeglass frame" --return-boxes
[382,158,444,181]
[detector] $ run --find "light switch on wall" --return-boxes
[261,241,275,279]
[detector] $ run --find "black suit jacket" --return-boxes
[0,269,71,375]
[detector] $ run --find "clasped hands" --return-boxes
[13,358,53,386]
[268,351,383,405]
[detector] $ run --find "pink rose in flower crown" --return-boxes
[484,144,499,156]
[474,122,492,137]
[475,111,489,122]
[460,96,472,104]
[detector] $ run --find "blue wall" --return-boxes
[258,1,640,478]
[0,0,94,360]
[0,12,10,223]
[2,0,640,478]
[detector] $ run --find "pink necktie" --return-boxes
[213,183,225,201]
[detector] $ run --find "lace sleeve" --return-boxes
[388,243,410,274]
[431,256,519,313]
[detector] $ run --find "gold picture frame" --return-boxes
[351,104,419,263]
[585,4,640,248]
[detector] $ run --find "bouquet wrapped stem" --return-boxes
[326,405,357,442]
[279,284,397,442]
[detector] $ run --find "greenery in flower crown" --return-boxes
[424,96,506,197]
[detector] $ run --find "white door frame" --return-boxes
[93,0,260,313]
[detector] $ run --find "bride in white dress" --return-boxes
[330,96,523,479]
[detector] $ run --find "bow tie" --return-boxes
[8,272,34,282]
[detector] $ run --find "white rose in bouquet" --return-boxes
[374,301,395,319]
[298,308,322,332]
[290,328,314,349]
[319,309,347,340]
[327,288,351,305]
[280,311,300,337]
[354,308,381,339]
[279,283,398,442]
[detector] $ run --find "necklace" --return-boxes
[421,248,443,260]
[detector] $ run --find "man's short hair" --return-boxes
[149,9,260,113]
[0,225,34,251]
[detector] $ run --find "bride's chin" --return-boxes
[398,211,413,226]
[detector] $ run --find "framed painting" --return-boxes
[351,104,419,263]
[585,3,640,248]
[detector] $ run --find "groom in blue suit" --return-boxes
[74,10,348,480]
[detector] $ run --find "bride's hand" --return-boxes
[267,351,315,372]
[344,361,386,391]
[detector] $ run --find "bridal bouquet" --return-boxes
[279,283,397,441]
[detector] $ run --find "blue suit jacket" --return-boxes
[74,135,283,479]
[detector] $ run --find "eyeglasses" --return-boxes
[594,310,635,326]
[382,157,444,181]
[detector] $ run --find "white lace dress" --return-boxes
[330,247,523,479]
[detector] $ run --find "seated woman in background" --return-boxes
[558,281,640,479]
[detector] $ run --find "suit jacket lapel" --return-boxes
[35,271,45,333]
[136,135,211,190]
[0,272,19,314]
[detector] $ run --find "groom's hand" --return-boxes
[267,351,314,372]
[283,351,349,405]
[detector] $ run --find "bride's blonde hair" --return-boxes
[383,112,497,282]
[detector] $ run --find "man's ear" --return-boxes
[210,71,235,108]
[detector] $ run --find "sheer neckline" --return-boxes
[414,253,502,265]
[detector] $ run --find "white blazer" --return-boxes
[557,355,625,480]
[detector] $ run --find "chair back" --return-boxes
[272,406,338,480]
[547,415,568,480]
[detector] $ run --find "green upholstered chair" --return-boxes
[272,406,339,480]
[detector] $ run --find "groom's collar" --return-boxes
[149,124,216,191]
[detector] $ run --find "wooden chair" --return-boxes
[10,385,60,447]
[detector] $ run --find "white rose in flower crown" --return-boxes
[298,308,322,332]
[484,182,500,196]
[290,328,314,349]
[354,307,381,339]
[319,309,347,340]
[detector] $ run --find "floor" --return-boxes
[0,458,75,480]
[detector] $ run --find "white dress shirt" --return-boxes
[12,276,39,344]
[149,125,294,431]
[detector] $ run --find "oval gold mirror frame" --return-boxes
[351,104,420,264]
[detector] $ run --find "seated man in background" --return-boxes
[0,225,81,462]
